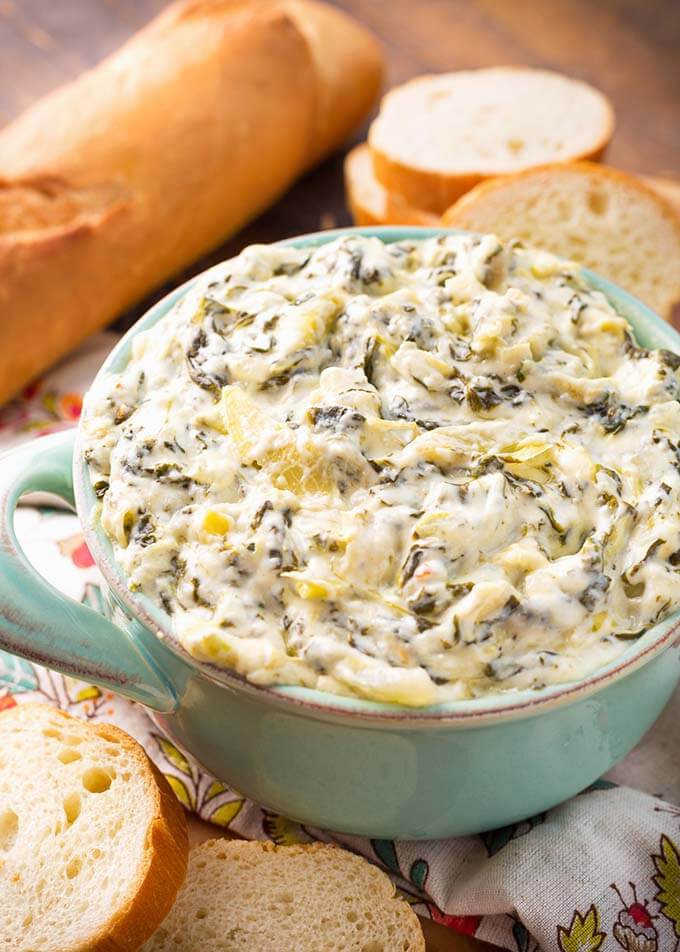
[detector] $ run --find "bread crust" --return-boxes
[0,704,188,952]
[87,722,189,952]
[644,175,680,216]
[368,68,614,214]
[0,0,383,405]
[441,161,680,319]
[279,2,383,166]
[344,143,439,227]
[371,142,610,216]
[370,149,484,215]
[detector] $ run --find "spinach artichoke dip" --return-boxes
[82,234,680,706]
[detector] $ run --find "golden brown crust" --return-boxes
[371,141,610,216]
[370,148,483,215]
[0,0,383,405]
[644,175,680,216]
[0,704,189,952]
[347,194,384,228]
[344,143,439,227]
[280,2,383,166]
[86,724,189,952]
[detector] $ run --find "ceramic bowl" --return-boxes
[0,227,678,838]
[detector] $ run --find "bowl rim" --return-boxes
[74,225,680,724]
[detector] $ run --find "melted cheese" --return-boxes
[82,234,680,705]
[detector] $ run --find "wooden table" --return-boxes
[1,2,678,949]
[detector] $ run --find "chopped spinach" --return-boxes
[309,406,365,432]
[582,395,648,434]
[134,513,156,548]
[659,349,680,371]
[93,480,109,499]
[409,591,438,615]
[399,546,424,586]
[390,395,440,430]
[467,385,502,413]
[579,574,611,610]
[185,329,229,394]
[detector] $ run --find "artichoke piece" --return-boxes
[360,418,419,460]
[498,440,553,464]
[497,439,556,483]
[221,386,336,497]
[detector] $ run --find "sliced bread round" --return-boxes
[142,839,425,952]
[0,703,188,952]
[345,143,439,227]
[368,67,614,213]
[442,162,680,320]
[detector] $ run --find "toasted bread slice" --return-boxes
[368,67,614,213]
[143,839,425,951]
[442,162,680,320]
[345,143,439,227]
[0,703,188,952]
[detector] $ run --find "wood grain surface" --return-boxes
[0,2,677,948]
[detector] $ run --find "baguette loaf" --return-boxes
[368,68,613,213]
[345,143,439,227]
[0,703,188,952]
[442,162,680,320]
[0,0,383,405]
[142,839,425,951]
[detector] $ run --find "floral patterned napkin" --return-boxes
[2,335,679,952]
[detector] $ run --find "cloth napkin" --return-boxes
[2,336,680,952]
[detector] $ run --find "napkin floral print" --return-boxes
[555,855,680,952]
[362,818,679,951]
[1,338,680,952]
[0,332,117,452]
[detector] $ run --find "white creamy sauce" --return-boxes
[82,234,680,705]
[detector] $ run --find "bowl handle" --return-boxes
[0,430,178,713]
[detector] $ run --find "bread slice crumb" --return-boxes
[143,839,425,951]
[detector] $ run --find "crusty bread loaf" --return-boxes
[368,67,613,213]
[0,704,188,952]
[0,0,383,405]
[142,839,425,951]
[442,162,680,320]
[280,1,382,169]
[345,143,439,227]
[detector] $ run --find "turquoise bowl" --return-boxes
[0,227,678,838]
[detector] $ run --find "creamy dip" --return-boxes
[82,234,680,706]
